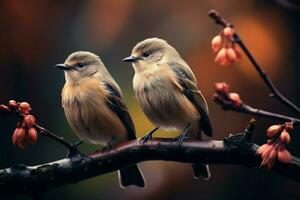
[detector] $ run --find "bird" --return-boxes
[123,38,213,180]
[56,51,145,188]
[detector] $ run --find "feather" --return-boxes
[104,83,137,140]
[171,65,213,136]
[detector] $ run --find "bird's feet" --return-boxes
[139,127,159,144]
[139,133,153,144]
[172,133,189,148]
[101,142,113,152]
[101,137,116,152]
[172,123,190,148]
[66,140,84,157]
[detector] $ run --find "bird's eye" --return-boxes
[143,51,151,58]
[77,62,85,68]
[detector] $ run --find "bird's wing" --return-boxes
[169,61,197,84]
[104,82,137,140]
[170,64,213,136]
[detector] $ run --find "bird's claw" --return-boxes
[139,127,159,144]
[139,134,152,144]
[66,145,80,158]
[101,143,113,152]
[172,134,189,148]
[101,137,116,152]
[66,140,84,158]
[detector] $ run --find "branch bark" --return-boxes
[1,121,300,198]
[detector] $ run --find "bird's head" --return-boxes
[56,51,105,84]
[123,38,179,73]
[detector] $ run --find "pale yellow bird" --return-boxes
[56,51,145,188]
[123,38,213,180]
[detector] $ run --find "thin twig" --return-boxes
[33,123,78,155]
[213,93,300,125]
[0,106,78,155]
[208,9,300,114]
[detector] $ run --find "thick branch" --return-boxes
[1,127,300,197]
[209,9,300,114]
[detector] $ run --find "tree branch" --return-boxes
[208,9,300,114]
[0,121,300,198]
[33,123,79,155]
[0,102,79,155]
[213,93,300,125]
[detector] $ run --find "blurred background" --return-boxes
[0,0,300,199]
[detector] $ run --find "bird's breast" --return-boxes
[61,79,126,144]
[133,72,199,131]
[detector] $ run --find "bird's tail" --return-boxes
[192,164,211,180]
[119,164,145,188]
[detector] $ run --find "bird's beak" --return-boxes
[55,64,71,70]
[122,56,140,62]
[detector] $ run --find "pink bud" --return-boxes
[0,105,10,112]
[260,155,269,167]
[28,128,38,144]
[214,82,230,94]
[266,125,282,138]
[223,27,235,37]
[220,58,233,67]
[12,128,26,148]
[267,149,278,169]
[8,100,18,109]
[228,92,242,106]
[278,149,292,163]
[256,144,272,155]
[261,144,273,159]
[233,44,242,62]
[226,48,237,62]
[284,123,293,132]
[211,35,222,52]
[214,47,227,64]
[24,115,36,127]
[280,130,291,144]
[12,128,20,145]
[19,102,31,114]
